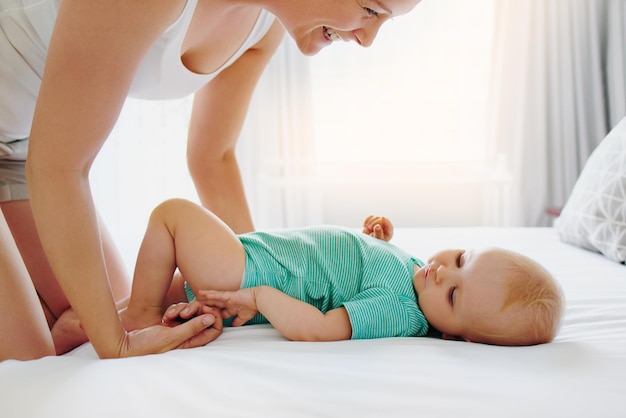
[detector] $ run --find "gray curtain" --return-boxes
[487,0,626,226]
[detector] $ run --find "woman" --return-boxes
[0,0,421,360]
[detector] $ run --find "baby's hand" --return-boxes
[196,289,259,327]
[362,215,394,242]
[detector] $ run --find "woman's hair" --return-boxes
[472,249,564,346]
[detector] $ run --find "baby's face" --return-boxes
[413,248,511,342]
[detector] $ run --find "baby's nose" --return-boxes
[434,265,444,284]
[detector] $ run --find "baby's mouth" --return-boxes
[424,264,432,280]
[323,26,342,42]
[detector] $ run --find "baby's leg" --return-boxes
[123,199,245,330]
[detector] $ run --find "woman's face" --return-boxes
[269,0,421,55]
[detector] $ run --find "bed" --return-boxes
[2,117,626,417]
[1,226,625,418]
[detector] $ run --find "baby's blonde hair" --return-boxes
[470,249,564,346]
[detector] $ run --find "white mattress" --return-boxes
[1,227,625,417]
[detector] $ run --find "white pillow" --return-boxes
[554,117,626,264]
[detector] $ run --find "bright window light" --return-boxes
[309,0,495,163]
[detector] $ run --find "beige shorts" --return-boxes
[0,138,29,202]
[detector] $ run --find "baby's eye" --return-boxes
[448,287,457,306]
[364,7,378,17]
[455,251,464,267]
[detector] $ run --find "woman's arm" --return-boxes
[26,0,213,358]
[198,287,353,342]
[187,21,285,233]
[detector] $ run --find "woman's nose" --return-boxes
[353,22,382,47]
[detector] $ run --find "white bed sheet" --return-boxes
[1,227,625,418]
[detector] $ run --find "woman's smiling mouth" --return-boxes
[323,26,342,42]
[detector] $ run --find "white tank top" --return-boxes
[129,0,276,100]
[0,0,276,143]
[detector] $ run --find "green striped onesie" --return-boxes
[187,226,429,339]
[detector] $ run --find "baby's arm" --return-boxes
[362,215,394,242]
[197,288,352,342]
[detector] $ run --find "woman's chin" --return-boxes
[296,37,327,56]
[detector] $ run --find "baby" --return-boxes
[121,199,564,346]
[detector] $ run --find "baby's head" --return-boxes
[413,247,563,346]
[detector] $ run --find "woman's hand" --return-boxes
[362,215,394,242]
[51,308,89,355]
[118,312,223,357]
[162,300,220,325]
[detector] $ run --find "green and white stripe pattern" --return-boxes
[236,226,429,339]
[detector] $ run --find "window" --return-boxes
[310,0,495,163]
[307,0,499,227]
